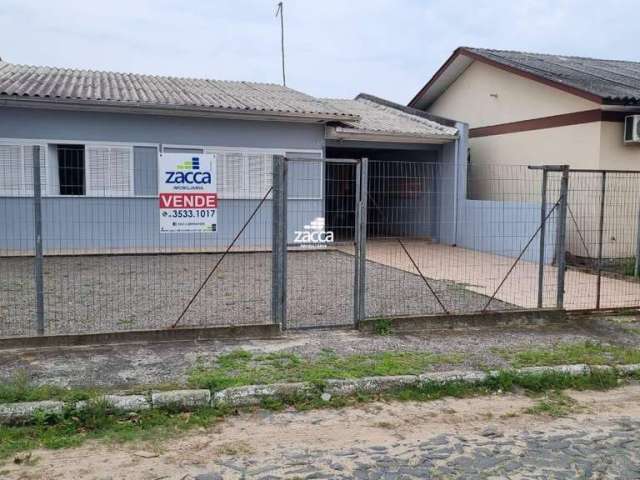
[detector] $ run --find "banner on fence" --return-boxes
[159,153,218,232]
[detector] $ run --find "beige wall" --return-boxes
[599,121,640,170]
[428,60,599,127]
[469,122,601,170]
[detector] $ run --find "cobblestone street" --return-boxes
[4,385,640,479]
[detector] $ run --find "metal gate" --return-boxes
[278,157,367,329]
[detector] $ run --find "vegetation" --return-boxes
[187,349,463,391]
[493,340,640,368]
[372,318,393,336]
[0,365,625,461]
[1,341,637,461]
[0,403,228,461]
[525,391,581,418]
[0,371,97,404]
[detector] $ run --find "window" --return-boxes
[205,149,273,199]
[57,145,85,195]
[0,143,47,196]
[85,145,133,196]
[133,146,158,196]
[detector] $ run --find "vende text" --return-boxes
[159,193,218,209]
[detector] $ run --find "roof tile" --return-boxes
[0,61,356,120]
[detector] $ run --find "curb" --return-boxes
[1,363,639,424]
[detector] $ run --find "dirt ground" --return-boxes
[1,316,633,389]
[0,250,513,337]
[2,385,639,480]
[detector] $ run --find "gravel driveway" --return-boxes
[0,250,512,337]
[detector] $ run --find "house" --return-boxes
[409,47,640,258]
[0,60,467,254]
[409,47,640,171]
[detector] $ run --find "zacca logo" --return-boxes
[165,157,212,184]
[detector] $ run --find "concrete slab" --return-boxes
[340,239,640,310]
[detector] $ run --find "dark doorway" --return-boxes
[326,146,439,240]
[325,162,356,241]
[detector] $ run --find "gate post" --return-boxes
[555,165,570,309]
[595,171,606,309]
[537,168,548,308]
[353,158,368,327]
[32,145,45,335]
[271,155,288,329]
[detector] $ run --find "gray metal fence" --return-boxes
[2,149,640,340]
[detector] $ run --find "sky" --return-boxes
[1,0,639,104]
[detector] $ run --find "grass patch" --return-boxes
[188,349,463,391]
[493,340,640,368]
[0,371,97,404]
[525,391,580,417]
[0,403,228,461]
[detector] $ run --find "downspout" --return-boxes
[452,122,469,247]
[452,136,459,246]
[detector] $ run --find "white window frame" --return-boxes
[0,138,324,199]
[0,141,48,197]
[85,144,135,197]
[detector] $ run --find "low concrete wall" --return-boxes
[359,309,567,333]
[0,323,281,349]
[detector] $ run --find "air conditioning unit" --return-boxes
[624,115,640,143]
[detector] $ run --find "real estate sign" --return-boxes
[158,152,217,232]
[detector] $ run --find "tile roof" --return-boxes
[466,48,640,104]
[0,61,356,121]
[324,94,458,139]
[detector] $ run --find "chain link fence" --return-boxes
[2,148,640,340]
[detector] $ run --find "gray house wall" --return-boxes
[0,107,325,254]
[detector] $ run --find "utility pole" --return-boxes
[275,2,286,86]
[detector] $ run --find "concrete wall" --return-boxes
[428,60,599,127]
[434,123,556,264]
[0,107,325,254]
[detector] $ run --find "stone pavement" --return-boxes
[193,417,640,479]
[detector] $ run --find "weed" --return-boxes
[0,371,96,404]
[0,405,226,461]
[493,341,640,368]
[373,318,393,336]
[188,349,462,392]
[525,391,579,417]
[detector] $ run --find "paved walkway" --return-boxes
[341,239,640,310]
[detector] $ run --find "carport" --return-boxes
[321,94,460,242]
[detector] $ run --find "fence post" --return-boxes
[635,204,640,277]
[555,165,570,309]
[353,160,362,325]
[271,155,288,329]
[537,168,548,308]
[32,145,45,335]
[595,171,606,309]
[353,157,368,327]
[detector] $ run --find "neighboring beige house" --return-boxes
[409,47,640,258]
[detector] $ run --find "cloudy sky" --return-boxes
[1,0,638,104]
